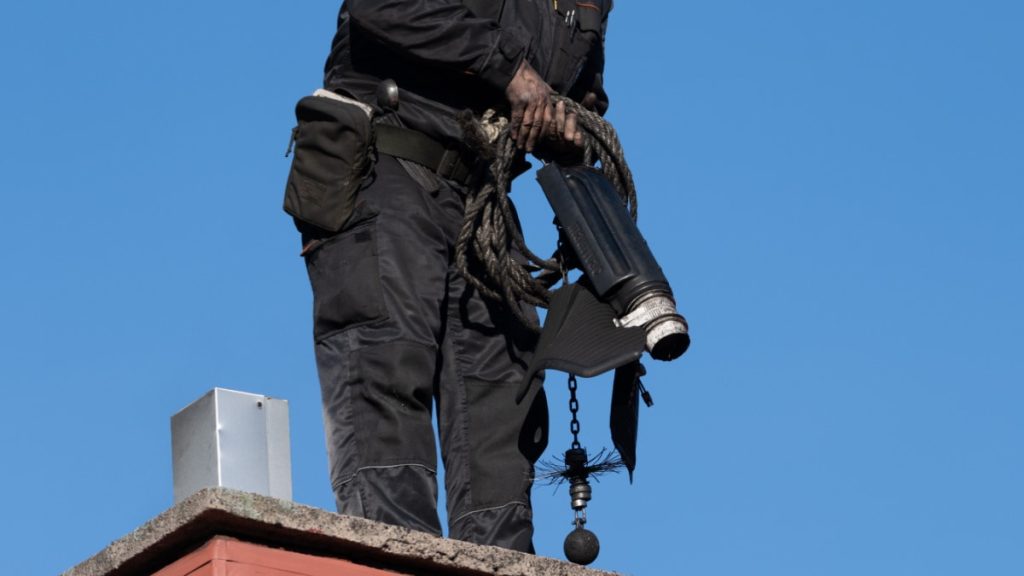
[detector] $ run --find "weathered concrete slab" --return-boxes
[62,488,622,576]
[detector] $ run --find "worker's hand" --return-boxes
[553,99,585,148]
[532,97,589,163]
[505,60,554,152]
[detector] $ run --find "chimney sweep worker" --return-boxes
[284,0,612,552]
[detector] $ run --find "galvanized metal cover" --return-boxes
[171,388,292,503]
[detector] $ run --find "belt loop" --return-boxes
[439,148,459,178]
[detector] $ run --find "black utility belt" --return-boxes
[375,124,478,186]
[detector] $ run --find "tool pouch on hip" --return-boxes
[283,90,374,233]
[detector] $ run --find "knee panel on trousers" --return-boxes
[336,464,443,538]
[468,381,548,505]
[320,338,439,485]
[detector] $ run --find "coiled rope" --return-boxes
[454,95,639,330]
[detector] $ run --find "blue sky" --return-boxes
[1,1,1022,574]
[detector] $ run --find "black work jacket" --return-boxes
[324,0,611,145]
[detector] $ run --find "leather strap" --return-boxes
[375,124,478,186]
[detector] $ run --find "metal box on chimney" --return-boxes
[171,387,292,504]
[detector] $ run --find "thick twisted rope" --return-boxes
[454,96,639,330]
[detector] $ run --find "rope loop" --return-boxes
[454,97,638,330]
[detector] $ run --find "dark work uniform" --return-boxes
[304,0,610,552]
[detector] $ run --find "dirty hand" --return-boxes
[505,60,554,151]
[552,98,584,149]
[545,90,605,152]
[533,93,602,162]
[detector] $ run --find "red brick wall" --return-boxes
[153,536,410,576]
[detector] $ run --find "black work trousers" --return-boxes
[303,154,548,552]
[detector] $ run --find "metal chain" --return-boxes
[575,508,587,528]
[568,374,581,449]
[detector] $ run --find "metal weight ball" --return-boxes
[564,526,600,565]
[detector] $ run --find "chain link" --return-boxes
[568,374,581,449]
[574,508,587,528]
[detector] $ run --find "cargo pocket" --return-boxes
[535,0,606,94]
[546,37,591,95]
[304,217,387,341]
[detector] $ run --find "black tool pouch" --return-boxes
[284,92,374,233]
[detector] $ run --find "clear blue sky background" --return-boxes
[1,1,1021,574]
